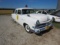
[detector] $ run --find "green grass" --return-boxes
[53,22,60,29]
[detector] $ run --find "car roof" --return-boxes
[16,8,33,10]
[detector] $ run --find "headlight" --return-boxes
[36,20,40,25]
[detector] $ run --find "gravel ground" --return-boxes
[0,15,60,45]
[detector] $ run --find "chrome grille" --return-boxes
[36,23,46,28]
[35,23,50,28]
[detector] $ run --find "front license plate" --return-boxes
[45,26,50,30]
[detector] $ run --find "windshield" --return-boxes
[36,10,47,14]
[22,9,36,14]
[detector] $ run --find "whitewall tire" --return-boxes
[25,25,32,33]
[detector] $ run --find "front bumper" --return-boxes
[32,23,53,34]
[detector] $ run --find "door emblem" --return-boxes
[16,15,18,20]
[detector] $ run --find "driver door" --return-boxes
[15,10,21,23]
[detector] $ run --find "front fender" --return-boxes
[23,16,37,29]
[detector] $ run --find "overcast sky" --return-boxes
[0,0,58,9]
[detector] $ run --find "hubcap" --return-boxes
[25,25,30,32]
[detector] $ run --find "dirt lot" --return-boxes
[0,15,60,45]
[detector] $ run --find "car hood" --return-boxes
[29,14,49,23]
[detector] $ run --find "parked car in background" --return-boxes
[50,10,60,22]
[37,10,60,22]
[11,8,53,34]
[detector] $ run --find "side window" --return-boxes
[17,10,21,14]
[38,11,41,13]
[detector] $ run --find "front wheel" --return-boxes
[25,25,32,33]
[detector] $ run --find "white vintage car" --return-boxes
[11,8,53,34]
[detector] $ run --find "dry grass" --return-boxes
[0,10,13,15]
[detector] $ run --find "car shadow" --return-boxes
[36,27,53,36]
